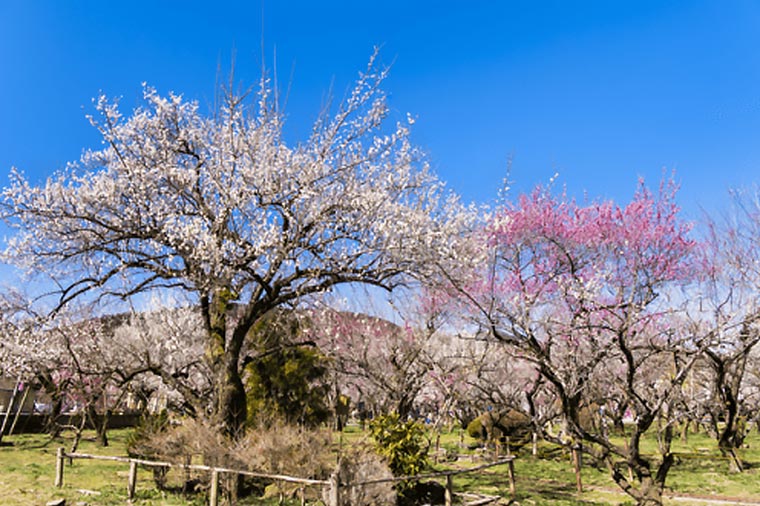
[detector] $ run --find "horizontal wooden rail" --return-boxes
[63,451,328,485]
[349,457,515,486]
[56,449,327,506]
[336,457,516,506]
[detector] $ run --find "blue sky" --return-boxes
[1,0,759,220]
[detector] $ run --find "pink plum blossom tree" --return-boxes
[451,178,702,506]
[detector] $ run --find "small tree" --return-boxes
[370,413,429,477]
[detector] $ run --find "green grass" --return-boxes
[0,430,304,505]
[423,425,760,505]
[0,431,205,505]
[2,425,760,505]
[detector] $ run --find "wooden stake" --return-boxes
[572,445,583,493]
[507,459,516,498]
[209,470,219,506]
[55,447,65,488]
[127,460,137,499]
[8,385,30,437]
[0,377,21,443]
[328,472,340,506]
[445,474,453,506]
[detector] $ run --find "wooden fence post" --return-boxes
[445,474,453,506]
[0,377,21,444]
[507,458,516,498]
[127,460,137,499]
[572,444,583,493]
[55,447,65,488]
[209,470,219,506]
[8,385,30,437]
[328,472,340,506]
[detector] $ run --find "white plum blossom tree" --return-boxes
[0,289,212,445]
[688,187,760,471]
[1,52,472,437]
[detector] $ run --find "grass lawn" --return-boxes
[427,425,760,505]
[1,424,760,505]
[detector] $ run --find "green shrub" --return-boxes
[245,311,331,427]
[466,416,486,440]
[467,409,532,447]
[369,413,429,477]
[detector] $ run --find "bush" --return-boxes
[245,309,332,427]
[125,411,170,457]
[125,415,334,500]
[125,411,173,489]
[234,415,333,479]
[369,413,429,477]
[466,416,486,440]
[466,409,532,447]
[369,414,432,505]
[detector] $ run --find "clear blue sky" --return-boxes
[1,0,759,219]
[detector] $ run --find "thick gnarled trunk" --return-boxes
[607,420,674,506]
[205,288,249,439]
[215,356,247,438]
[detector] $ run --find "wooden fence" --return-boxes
[54,448,516,506]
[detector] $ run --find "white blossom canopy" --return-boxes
[2,54,473,310]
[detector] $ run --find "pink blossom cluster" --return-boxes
[483,178,696,319]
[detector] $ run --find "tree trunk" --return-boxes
[680,419,689,444]
[717,386,744,472]
[637,489,665,506]
[216,356,247,438]
[396,392,414,421]
[608,415,673,506]
[205,288,248,439]
[36,371,65,437]
[68,409,88,456]
[87,405,110,447]
[611,464,668,506]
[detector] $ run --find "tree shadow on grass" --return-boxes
[521,480,605,505]
[464,469,603,506]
